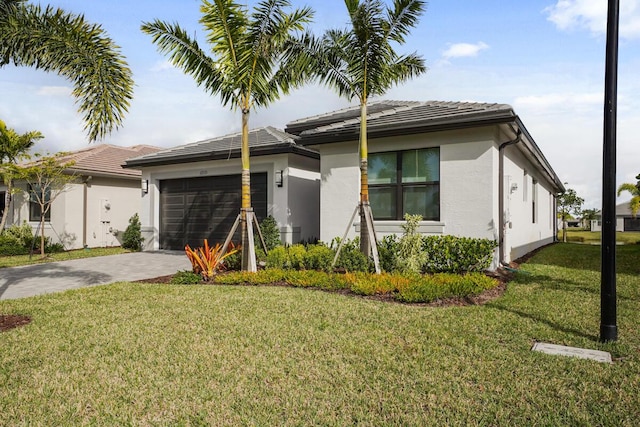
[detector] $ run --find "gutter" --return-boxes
[498,127,522,265]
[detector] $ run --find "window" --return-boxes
[532,179,538,224]
[368,148,440,220]
[29,184,51,222]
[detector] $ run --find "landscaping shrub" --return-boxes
[170,270,202,285]
[378,234,398,272]
[332,237,373,272]
[225,249,242,271]
[259,215,281,251]
[0,236,29,256]
[287,244,307,270]
[266,246,289,269]
[303,244,334,272]
[121,213,144,251]
[396,273,497,303]
[185,240,240,280]
[395,214,427,274]
[422,235,496,273]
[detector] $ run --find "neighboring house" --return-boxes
[285,100,565,266]
[591,202,640,232]
[1,144,161,249]
[126,100,564,268]
[124,127,320,250]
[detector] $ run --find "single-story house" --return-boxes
[591,202,640,232]
[1,144,161,249]
[124,127,321,250]
[126,100,564,268]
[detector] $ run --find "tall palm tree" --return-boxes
[302,0,426,256]
[0,119,43,231]
[0,0,133,141]
[617,176,640,217]
[142,0,313,271]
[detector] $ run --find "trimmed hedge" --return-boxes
[421,235,496,273]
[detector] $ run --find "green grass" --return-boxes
[559,229,640,244]
[0,247,129,268]
[1,243,639,425]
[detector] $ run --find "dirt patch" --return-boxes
[0,314,32,332]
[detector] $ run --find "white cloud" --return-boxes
[441,42,489,59]
[514,92,602,114]
[545,0,640,39]
[150,60,176,72]
[36,86,72,97]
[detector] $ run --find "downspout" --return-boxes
[82,175,92,248]
[498,127,522,265]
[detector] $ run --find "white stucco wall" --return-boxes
[138,153,319,250]
[502,144,557,261]
[313,125,560,267]
[6,177,142,250]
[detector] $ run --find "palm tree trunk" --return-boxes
[240,107,252,271]
[359,102,371,256]
[0,179,12,231]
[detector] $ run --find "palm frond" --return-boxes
[1,4,134,141]
[385,0,425,43]
[617,183,640,197]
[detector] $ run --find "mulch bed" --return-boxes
[0,314,32,332]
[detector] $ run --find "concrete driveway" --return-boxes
[0,251,191,300]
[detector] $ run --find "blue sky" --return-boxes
[1,0,640,209]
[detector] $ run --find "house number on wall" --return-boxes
[199,170,208,175]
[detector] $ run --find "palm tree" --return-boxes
[0,119,43,231]
[0,0,133,141]
[301,0,426,257]
[142,0,313,271]
[617,176,640,217]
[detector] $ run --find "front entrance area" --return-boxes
[159,173,267,250]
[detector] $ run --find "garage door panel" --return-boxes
[160,173,267,250]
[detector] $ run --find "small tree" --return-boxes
[0,119,43,231]
[18,153,77,256]
[259,215,281,252]
[557,188,584,242]
[121,213,144,251]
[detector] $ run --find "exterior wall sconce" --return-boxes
[141,179,149,194]
[276,170,284,188]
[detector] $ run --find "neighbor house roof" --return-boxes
[26,144,161,179]
[124,126,319,168]
[286,100,564,193]
[595,202,637,217]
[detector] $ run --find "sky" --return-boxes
[1,0,639,209]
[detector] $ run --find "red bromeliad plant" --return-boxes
[185,240,240,281]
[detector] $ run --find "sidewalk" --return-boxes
[0,251,191,300]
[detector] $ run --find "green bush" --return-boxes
[303,244,334,272]
[397,273,497,303]
[287,244,307,270]
[259,215,281,251]
[121,213,144,251]
[332,237,373,273]
[422,235,496,273]
[170,270,203,284]
[395,214,427,274]
[224,249,242,271]
[266,246,289,269]
[378,234,398,273]
[0,236,29,256]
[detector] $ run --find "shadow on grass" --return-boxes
[514,273,636,302]
[486,301,599,342]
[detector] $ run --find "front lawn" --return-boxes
[559,229,640,244]
[0,243,638,425]
[0,247,129,268]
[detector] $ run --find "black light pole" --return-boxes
[601,0,619,342]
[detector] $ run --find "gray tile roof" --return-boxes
[285,100,515,143]
[125,126,318,168]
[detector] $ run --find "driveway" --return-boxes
[0,251,191,300]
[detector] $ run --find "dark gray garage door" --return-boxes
[159,173,267,250]
[624,217,640,232]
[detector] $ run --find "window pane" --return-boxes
[368,152,397,184]
[403,185,439,220]
[402,148,439,183]
[369,187,396,219]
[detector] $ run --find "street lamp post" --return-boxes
[600,0,619,342]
